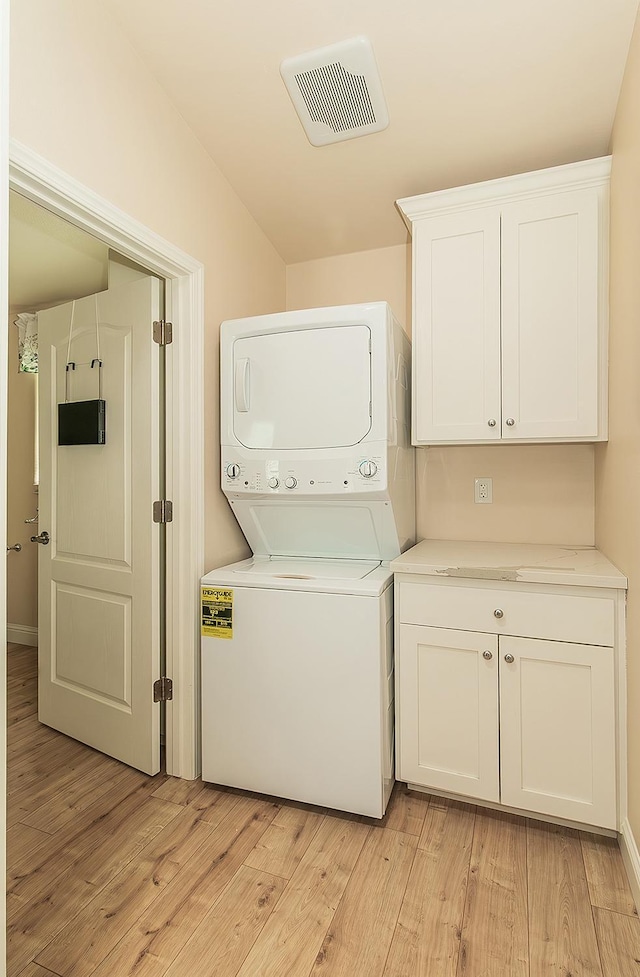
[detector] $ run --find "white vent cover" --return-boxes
[280,36,389,147]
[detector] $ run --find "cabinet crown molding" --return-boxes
[396,156,612,229]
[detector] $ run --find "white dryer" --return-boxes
[202,302,414,817]
[220,302,414,560]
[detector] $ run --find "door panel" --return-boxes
[397,624,499,801]
[499,635,616,828]
[412,209,501,443]
[232,325,371,449]
[501,190,600,439]
[37,278,161,774]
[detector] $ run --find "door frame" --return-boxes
[8,138,205,780]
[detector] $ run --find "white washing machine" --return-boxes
[202,302,414,817]
[201,556,394,818]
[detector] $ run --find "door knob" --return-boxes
[6,543,22,553]
[504,653,515,664]
[31,531,50,545]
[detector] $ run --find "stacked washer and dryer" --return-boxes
[201,302,415,818]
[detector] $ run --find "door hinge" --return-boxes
[153,320,173,346]
[153,500,173,523]
[153,677,173,702]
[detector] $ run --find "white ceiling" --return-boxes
[104,0,639,263]
[9,192,109,313]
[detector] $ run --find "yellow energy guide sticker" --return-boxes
[201,587,233,639]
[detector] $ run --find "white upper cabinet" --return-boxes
[413,209,502,442]
[397,158,610,445]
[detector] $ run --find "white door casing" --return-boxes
[38,279,161,774]
[0,0,9,965]
[9,139,204,780]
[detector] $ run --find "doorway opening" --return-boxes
[8,141,204,779]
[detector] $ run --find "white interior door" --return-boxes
[232,325,372,449]
[37,277,162,775]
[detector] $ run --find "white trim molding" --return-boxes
[619,819,640,912]
[6,625,38,647]
[397,156,612,227]
[8,140,205,779]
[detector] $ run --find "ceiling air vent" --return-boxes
[280,36,389,147]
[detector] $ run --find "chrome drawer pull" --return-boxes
[493,608,504,619]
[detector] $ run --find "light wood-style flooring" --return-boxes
[7,642,640,976]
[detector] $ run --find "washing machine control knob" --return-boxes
[359,460,378,478]
[284,476,297,489]
[226,463,241,478]
[268,477,279,489]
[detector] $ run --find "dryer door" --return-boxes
[232,324,372,449]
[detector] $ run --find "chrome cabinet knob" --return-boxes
[493,608,504,619]
[487,418,497,428]
[482,650,493,660]
[504,653,515,664]
[506,417,515,427]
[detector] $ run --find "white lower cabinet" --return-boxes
[395,579,619,829]
[397,625,499,802]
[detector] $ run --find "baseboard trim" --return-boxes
[619,818,640,912]
[7,624,38,647]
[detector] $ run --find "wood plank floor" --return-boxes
[7,642,640,977]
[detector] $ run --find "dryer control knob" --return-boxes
[268,477,279,489]
[226,463,241,478]
[284,476,297,489]
[359,460,378,478]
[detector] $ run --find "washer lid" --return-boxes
[202,556,391,596]
[236,556,380,580]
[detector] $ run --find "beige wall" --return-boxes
[287,244,412,329]
[6,318,38,628]
[595,10,640,837]
[10,0,286,573]
[288,247,596,546]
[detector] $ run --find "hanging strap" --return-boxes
[65,296,104,402]
[65,300,77,403]
[90,293,103,400]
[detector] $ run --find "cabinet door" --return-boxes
[501,190,600,440]
[413,210,501,443]
[499,636,616,828]
[396,625,499,801]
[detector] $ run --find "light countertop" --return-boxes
[390,539,627,590]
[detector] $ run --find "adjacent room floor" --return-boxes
[6,642,640,977]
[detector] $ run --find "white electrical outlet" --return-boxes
[474,477,493,504]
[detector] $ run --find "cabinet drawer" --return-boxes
[397,582,614,646]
